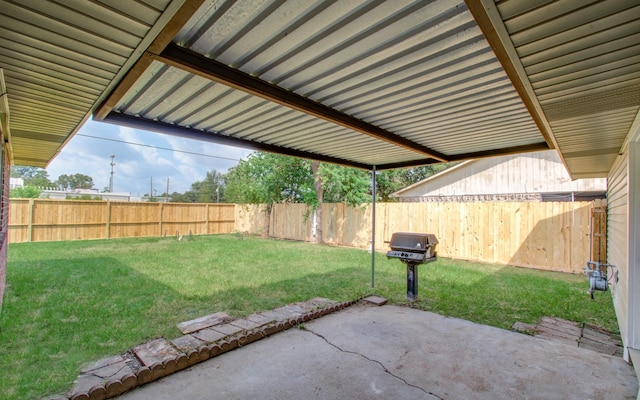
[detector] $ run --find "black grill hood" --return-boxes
[388,232,438,253]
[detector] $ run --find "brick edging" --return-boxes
[62,298,359,400]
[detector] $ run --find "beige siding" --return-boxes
[608,151,628,356]
[606,141,640,362]
[630,143,640,355]
[397,150,607,198]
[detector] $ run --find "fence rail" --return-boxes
[8,199,235,242]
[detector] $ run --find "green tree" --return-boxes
[225,153,315,205]
[10,166,52,187]
[319,163,370,205]
[376,164,454,201]
[9,186,42,198]
[169,170,226,203]
[225,153,314,238]
[223,153,455,241]
[225,152,376,241]
[191,170,225,203]
[169,191,197,203]
[55,173,94,190]
[308,162,371,243]
[11,166,40,178]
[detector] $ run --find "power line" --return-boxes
[76,133,243,162]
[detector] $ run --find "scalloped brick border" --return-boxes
[62,298,360,400]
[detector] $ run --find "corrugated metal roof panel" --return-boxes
[496,0,640,177]
[3,0,637,178]
[0,0,176,166]
[114,60,430,166]
[111,0,544,168]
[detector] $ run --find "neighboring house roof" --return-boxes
[392,150,607,200]
[0,1,638,179]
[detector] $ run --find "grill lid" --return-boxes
[388,232,438,253]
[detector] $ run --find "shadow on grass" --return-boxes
[0,254,371,400]
[0,240,618,400]
[376,258,617,333]
[509,206,592,274]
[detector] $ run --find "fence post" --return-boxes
[591,199,607,263]
[205,204,209,234]
[27,198,34,242]
[158,203,164,236]
[106,201,111,239]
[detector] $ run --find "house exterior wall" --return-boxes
[629,142,640,358]
[608,142,639,362]
[395,150,606,198]
[608,149,629,359]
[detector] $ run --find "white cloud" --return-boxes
[45,119,253,195]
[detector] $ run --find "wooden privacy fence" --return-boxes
[9,199,606,273]
[236,200,607,274]
[9,199,235,242]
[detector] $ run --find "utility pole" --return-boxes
[166,178,170,202]
[109,154,115,192]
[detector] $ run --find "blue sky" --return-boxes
[45,119,253,196]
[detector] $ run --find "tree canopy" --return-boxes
[376,164,454,201]
[316,163,370,206]
[222,152,377,207]
[11,166,53,187]
[170,170,225,203]
[224,152,315,205]
[191,170,226,203]
[10,154,452,204]
[176,152,452,205]
[55,173,94,190]
[9,186,42,198]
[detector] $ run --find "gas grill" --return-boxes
[386,232,438,302]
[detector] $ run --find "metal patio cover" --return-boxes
[1,0,639,178]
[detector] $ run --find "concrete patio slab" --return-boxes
[116,305,638,400]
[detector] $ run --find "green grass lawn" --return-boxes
[0,235,617,400]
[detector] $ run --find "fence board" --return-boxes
[30,200,107,242]
[208,204,236,235]
[591,199,607,263]
[9,200,236,243]
[236,201,604,273]
[10,199,605,273]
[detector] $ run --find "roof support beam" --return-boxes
[154,43,449,163]
[94,0,205,121]
[102,112,373,170]
[448,142,551,162]
[465,0,556,152]
[377,141,549,170]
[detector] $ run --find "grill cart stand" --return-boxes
[386,232,438,302]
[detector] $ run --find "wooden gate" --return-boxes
[590,202,607,263]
